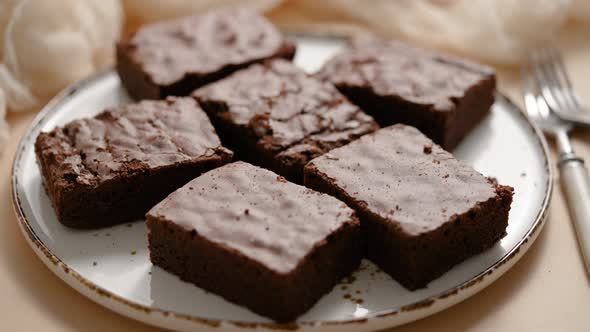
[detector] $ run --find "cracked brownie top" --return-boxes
[193,59,378,168]
[34,97,230,187]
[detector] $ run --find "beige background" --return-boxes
[0,21,589,332]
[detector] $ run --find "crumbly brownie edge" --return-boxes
[368,182,513,290]
[116,42,162,100]
[444,74,496,149]
[146,212,362,322]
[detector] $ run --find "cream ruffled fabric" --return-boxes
[0,0,122,152]
[0,0,588,154]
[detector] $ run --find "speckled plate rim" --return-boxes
[10,69,554,331]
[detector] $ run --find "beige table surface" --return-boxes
[0,25,589,332]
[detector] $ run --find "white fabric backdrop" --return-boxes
[0,0,588,153]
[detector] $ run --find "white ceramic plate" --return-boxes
[11,36,552,332]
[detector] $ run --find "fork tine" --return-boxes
[540,49,574,112]
[549,47,573,89]
[521,62,544,118]
[547,47,582,110]
[536,48,581,114]
[532,49,572,114]
[529,51,559,113]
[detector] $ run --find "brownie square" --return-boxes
[116,8,296,100]
[35,97,233,228]
[304,125,513,290]
[193,59,378,183]
[146,161,362,322]
[317,37,496,150]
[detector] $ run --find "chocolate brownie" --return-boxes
[304,125,513,290]
[317,37,496,150]
[193,59,378,183]
[117,8,296,100]
[35,97,233,228]
[146,161,362,322]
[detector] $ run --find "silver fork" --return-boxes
[529,48,590,127]
[522,62,590,274]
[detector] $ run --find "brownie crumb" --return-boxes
[423,144,432,154]
[244,209,250,215]
[324,154,339,161]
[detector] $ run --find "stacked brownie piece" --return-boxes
[35,7,514,323]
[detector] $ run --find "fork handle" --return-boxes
[560,155,590,274]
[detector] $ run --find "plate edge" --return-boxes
[9,72,555,330]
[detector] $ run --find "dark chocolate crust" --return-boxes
[317,37,496,150]
[304,125,513,290]
[35,97,233,228]
[116,8,296,100]
[146,162,362,321]
[193,59,378,183]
